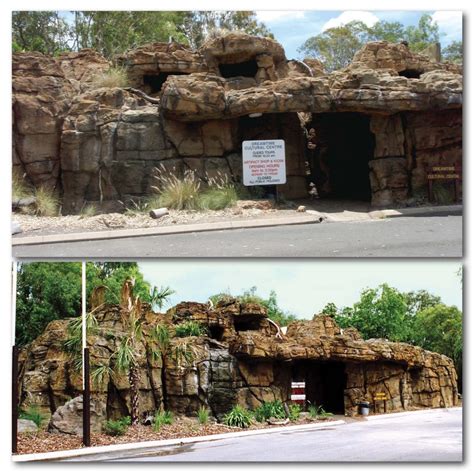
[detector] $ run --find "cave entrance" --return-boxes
[143,72,186,94]
[292,360,347,414]
[219,59,259,78]
[310,113,375,201]
[398,69,423,79]
[234,316,262,333]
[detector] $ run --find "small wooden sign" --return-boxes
[427,164,461,202]
[374,392,388,401]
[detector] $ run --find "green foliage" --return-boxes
[254,401,286,422]
[155,168,201,210]
[104,416,131,436]
[153,410,174,431]
[197,407,209,424]
[34,186,59,216]
[288,404,302,422]
[317,406,334,419]
[79,203,98,218]
[223,405,253,428]
[174,321,207,338]
[197,186,238,210]
[19,405,48,428]
[442,41,463,64]
[299,14,446,71]
[92,67,129,89]
[307,404,319,419]
[12,171,32,200]
[321,302,338,318]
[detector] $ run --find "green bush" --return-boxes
[155,169,201,210]
[254,401,286,422]
[288,404,302,422]
[223,405,253,428]
[93,67,129,88]
[104,416,131,436]
[19,405,48,428]
[198,186,238,210]
[308,404,319,419]
[174,321,207,337]
[153,410,174,431]
[197,407,209,425]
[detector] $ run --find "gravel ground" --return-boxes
[16,416,335,455]
[13,201,300,237]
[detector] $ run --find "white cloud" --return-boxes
[432,11,463,42]
[256,11,306,23]
[322,11,379,31]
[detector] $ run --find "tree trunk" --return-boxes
[129,364,140,425]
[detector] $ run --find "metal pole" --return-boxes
[11,261,18,454]
[81,262,91,446]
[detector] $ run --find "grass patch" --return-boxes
[12,171,32,200]
[153,410,174,431]
[223,405,253,428]
[254,401,286,423]
[154,169,201,211]
[19,405,48,428]
[197,186,238,210]
[80,203,97,218]
[34,186,59,216]
[104,416,131,437]
[93,67,129,89]
[197,407,209,425]
[174,321,207,338]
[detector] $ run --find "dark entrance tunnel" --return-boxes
[143,72,187,94]
[219,59,259,78]
[292,360,347,414]
[312,113,375,201]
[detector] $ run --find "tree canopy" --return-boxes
[298,14,460,71]
[15,262,163,346]
[12,11,272,58]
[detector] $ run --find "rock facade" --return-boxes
[18,300,458,430]
[13,35,462,212]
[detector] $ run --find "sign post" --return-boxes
[374,392,388,413]
[242,140,286,201]
[11,261,18,454]
[82,262,91,447]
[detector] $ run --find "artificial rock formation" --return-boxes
[18,300,458,432]
[12,34,462,212]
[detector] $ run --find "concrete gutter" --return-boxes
[13,419,345,462]
[11,204,462,247]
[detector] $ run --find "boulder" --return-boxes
[18,419,39,433]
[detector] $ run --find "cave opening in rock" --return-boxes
[398,69,423,79]
[143,72,186,94]
[234,316,262,332]
[209,325,225,341]
[310,112,375,201]
[219,59,259,78]
[292,360,347,414]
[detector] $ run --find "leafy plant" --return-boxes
[153,410,174,431]
[308,404,319,419]
[92,67,129,88]
[223,405,253,428]
[317,407,334,419]
[34,186,59,216]
[197,407,209,425]
[104,416,131,436]
[254,401,286,422]
[19,405,48,428]
[174,321,207,337]
[288,404,302,422]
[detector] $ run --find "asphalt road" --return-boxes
[13,215,462,258]
[114,408,463,462]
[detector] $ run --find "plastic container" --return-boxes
[358,401,370,416]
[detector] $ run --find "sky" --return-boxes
[255,10,463,59]
[139,261,462,317]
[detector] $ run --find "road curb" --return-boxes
[364,406,462,421]
[12,215,322,247]
[371,204,463,220]
[13,419,345,462]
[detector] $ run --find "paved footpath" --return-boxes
[13,215,462,258]
[112,408,462,463]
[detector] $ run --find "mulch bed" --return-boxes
[17,417,334,455]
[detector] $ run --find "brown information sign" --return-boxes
[427,164,461,202]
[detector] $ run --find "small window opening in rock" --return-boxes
[234,317,262,332]
[143,72,186,93]
[209,325,224,341]
[398,69,422,79]
[219,59,259,78]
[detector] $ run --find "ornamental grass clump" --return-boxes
[174,321,207,337]
[223,405,253,428]
[153,410,174,431]
[34,185,59,216]
[104,416,131,437]
[93,67,129,89]
[254,400,286,422]
[197,407,209,425]
[19,405,48,428]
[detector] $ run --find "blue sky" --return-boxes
[255,10,463,58]
[139,261,462,317]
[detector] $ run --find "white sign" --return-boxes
[242,140,286,186]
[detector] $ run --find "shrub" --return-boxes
[19,405,48,428]
[154,168,201,210]
[12,171,32,200]
[223,405,253,428]
[254,401,286,422]
[153,410,174,431]
[93,67,129,89]
[80,203,97,218]
[198,186,238,210]
[308,404,319,419]
[197,407,209,425]
[317,407,334,419]
[174,321,207,337]
[288,404,302,422]
[104,416,131,436]
[35,186,59,216]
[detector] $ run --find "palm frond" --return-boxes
[114,337,135,373]
[91,363,113,388]
[151,286,175,310]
